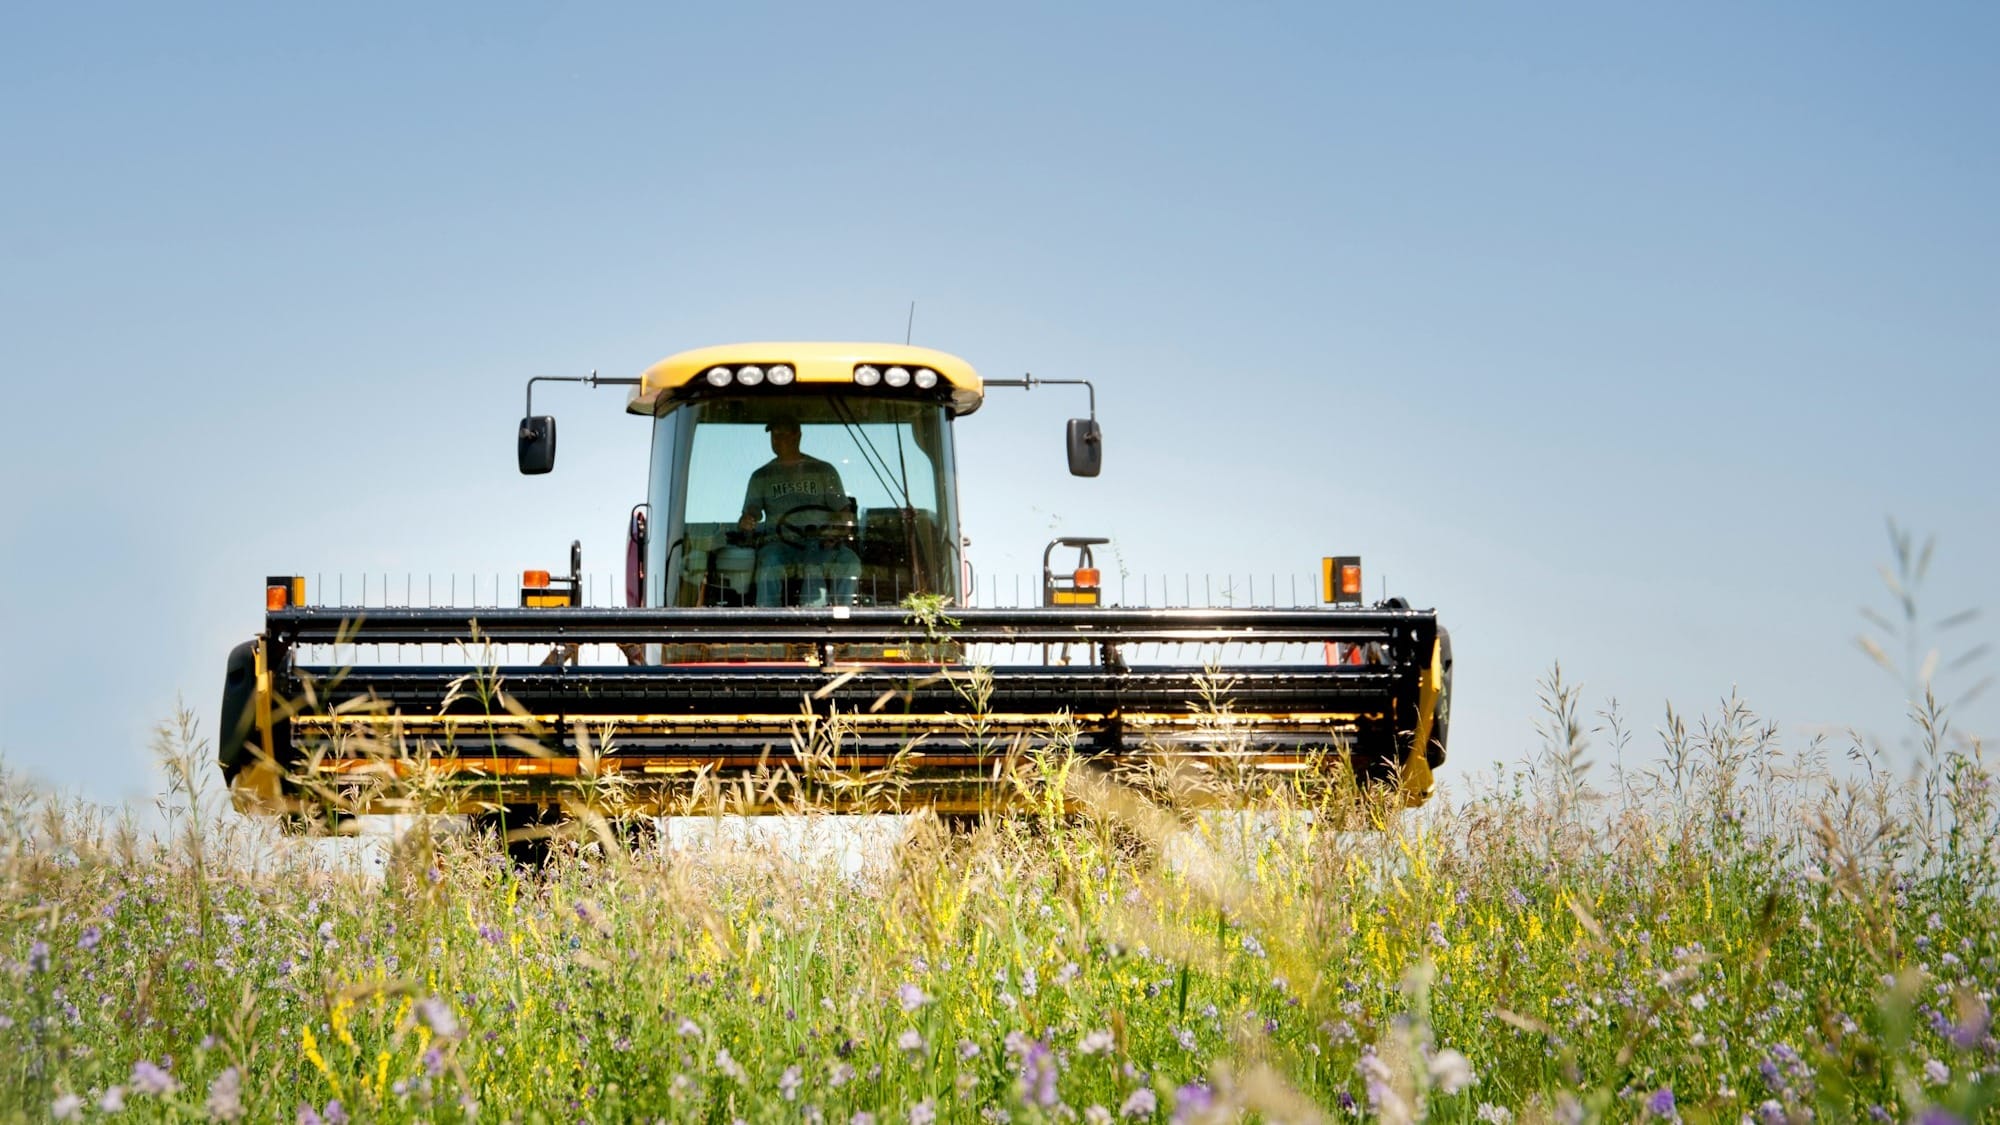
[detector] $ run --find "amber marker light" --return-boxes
[1074,567,1101,589]
[266,585,289,611]
[522,570,551,589]
[1322,555,1363,604]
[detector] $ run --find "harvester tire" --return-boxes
[216,639,260,784]
[1427,626,1453,770]
[473,804,568,869]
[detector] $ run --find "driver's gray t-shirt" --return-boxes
[742,456,848,523]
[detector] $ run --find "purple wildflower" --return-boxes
[130,1060,178,1096]
[207,1067,244,1121]
[415,996,460,1038]
[28,942,50,973]
[1017,1039,1059,1107]
[1951,999,1992,1050]
[1079,1029,1115,1055]
[780,1065,803,1101]
[1646,1087,1676,1118]
[51,1094,83,1121]
[77,926,101,952]
[323,1101,348,1125]
[1916,1111,1966,1125]
[897,983,930,1011]
[909,1101,937,1125]
[99,1087,126,1112]
[1428,1048,1475,1095]
[959,1039,981,1061]
[1121,1088,1158,1118]
[1924,1058,1950,1086]
[1170,1083,1214,1124]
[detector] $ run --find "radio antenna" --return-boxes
[905,301,916,345]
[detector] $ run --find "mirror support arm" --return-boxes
[525,371,643,416]
[984,375,1096,421]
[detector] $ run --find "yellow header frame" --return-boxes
[626,342,984,416]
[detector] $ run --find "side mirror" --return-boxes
[518,416,556,475]
[1065,418,1102,477]
[625,505,648,608]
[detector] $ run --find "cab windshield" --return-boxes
[655,397,959,608]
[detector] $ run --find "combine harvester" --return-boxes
[218,344,1451,830]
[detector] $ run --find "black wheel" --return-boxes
[472,805,568,869]
[1426,627,1452,769]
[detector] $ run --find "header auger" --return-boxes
[218,342,1451,828]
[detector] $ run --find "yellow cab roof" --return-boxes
[627,342,984,416]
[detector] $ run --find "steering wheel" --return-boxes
[773,503,846,548]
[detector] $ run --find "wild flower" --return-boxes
[130,1060,177,1096]
[1645,1087,1677,1119]
[897,982,930,1011]
[1428,1048,1475,1095]
[1475,1105,1513,1124]
[1085,1107,1113,1125]
[852,1114,876,1125]
[909,1100,937,1125]
[1120,1089,1157,1119]
[1170,1082,1213,1124]
[779,1065,803,1100]
[206,1067,244,1121]
[100,1086,125,1112]
[1079,1029,1115,1055]
[898,1028,926,1055]
[959,1039,981,1060]
[28,941,49,972]
[1923,1058,1949,1086]
[416,995,460,1038]
[715,1047,746,1082]
[77,926,101,952]
[1018,1039,1059,1107]
[51,1093,83,1121]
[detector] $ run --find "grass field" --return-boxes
[3,539,1996,1124]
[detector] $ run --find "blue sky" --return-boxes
[2,3,1994,804]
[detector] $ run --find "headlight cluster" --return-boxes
[702,363,795,388]
[853,365,939,389]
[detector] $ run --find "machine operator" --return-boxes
[738,417,861,606]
